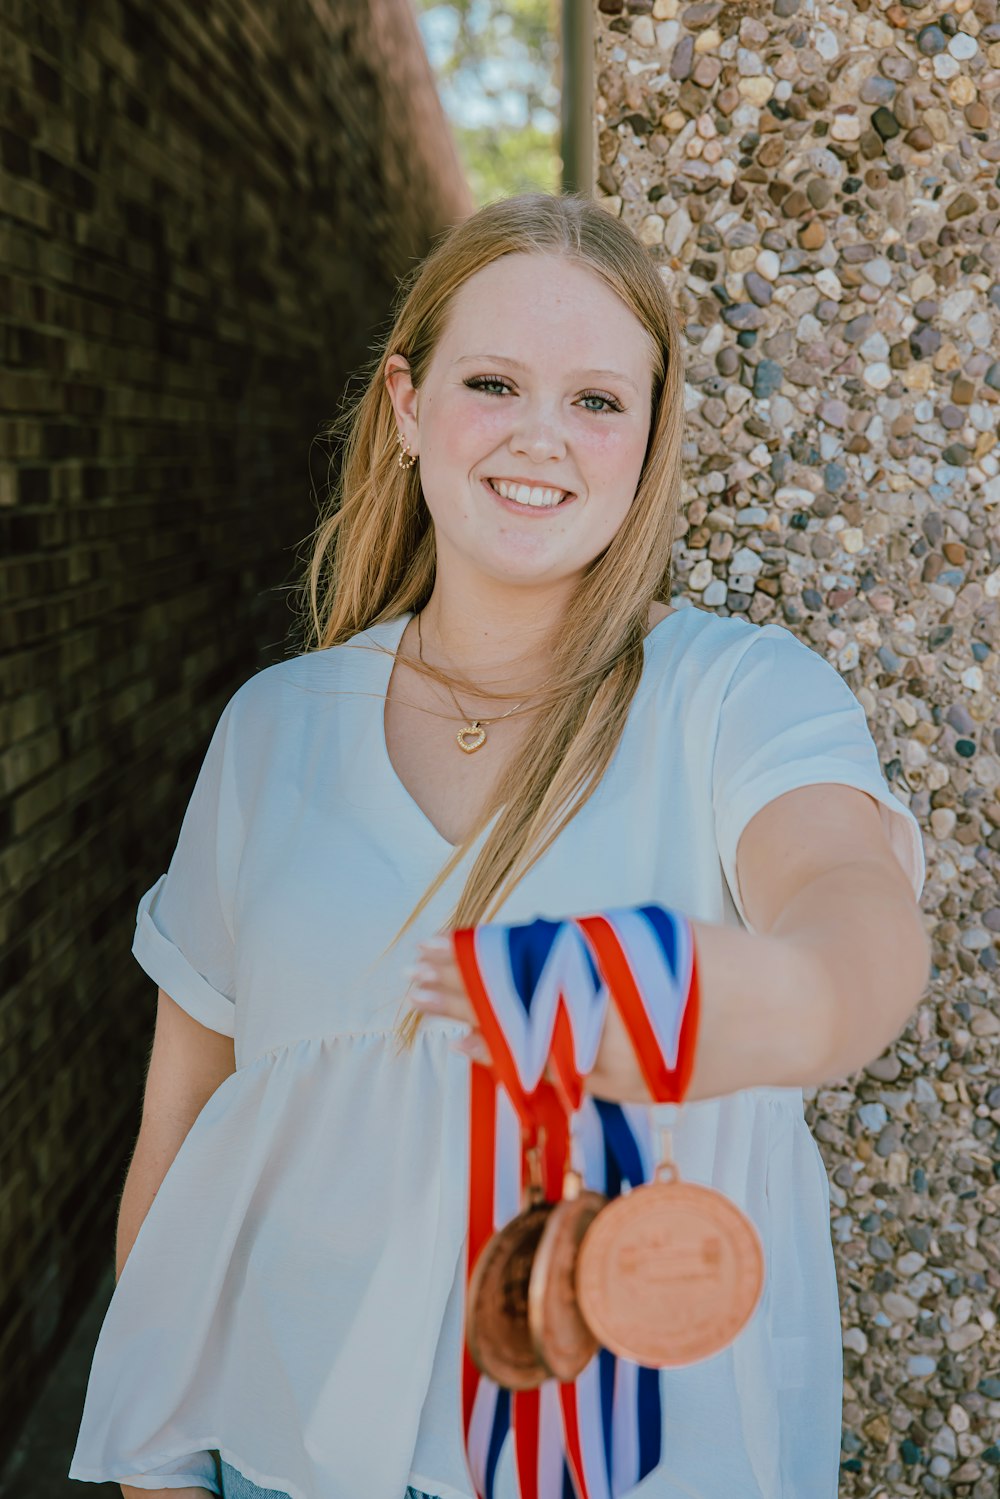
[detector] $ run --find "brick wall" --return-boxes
[594,1,1000,1493]
[0,0,471,1455]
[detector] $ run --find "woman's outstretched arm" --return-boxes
[407,783,930,1104]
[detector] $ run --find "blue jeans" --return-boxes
[218,1457,441,1499]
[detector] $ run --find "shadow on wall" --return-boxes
[0,0,473,1479]
[1,1265,119,1499]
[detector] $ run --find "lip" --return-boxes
[485,475,576,493]
[481,477,577,515]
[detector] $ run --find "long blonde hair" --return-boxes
[289,191,685,1050]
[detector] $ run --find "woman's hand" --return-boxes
[406,918,837,1105]
[407,928,694,1103]
[404,932,625,1095]
[405,935,492,1062]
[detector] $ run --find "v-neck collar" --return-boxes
[372,612,494,852]
[369,607,690,852]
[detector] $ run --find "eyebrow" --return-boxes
[455,353,638,394]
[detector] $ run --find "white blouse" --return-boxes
[68,603,925,1499]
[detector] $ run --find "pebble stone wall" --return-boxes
[0,0,471,1461]
[592,1,1000,1493]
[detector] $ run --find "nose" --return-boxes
[508,403,568,463]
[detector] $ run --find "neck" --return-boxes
[414,587,566,699]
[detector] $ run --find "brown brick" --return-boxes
[0,0,472,1459]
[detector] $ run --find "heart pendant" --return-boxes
[457,722,487,753]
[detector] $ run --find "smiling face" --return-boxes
[385,252,656,607]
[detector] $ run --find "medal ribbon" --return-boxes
[453,904,702,1499]
[456,927,573,1499]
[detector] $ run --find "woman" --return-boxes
[69,192,928,1499]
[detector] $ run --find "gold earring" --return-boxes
[396,430,417,470]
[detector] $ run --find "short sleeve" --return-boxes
[712,623,926,932]
[131,689,245,1036]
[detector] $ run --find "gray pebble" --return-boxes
[917,24,948,56]
[722,303,768,331]
[860,77,896,106]
[857,1102,888,1131]
[753,359,784,397]
[910,325,942,359]
[876,1124,904,1157]
[844,313,874,343]
[743,271,773,307]
[670,34,694,81]
[947,704,976,734]
[864,1053,902,1082]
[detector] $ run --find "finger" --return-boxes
[415,944,465,989]
[405,975,475,1025]
[405,958,457,996]
[416,934,454,970]
[449,1029,491,1064]
[432,962,468,1000]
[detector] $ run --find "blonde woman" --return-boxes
[69,192,928,1499]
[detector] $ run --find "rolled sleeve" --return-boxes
[132,874,236,1036]
[131,690,245,1035]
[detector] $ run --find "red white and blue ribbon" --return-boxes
[452,903,702,1499]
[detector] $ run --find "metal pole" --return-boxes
[560,0,594,196]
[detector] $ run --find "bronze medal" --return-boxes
[466,1186,554,1390]
[575,1144,765,1368]
[527,1168,607,1383]
[466,1135,559,1392]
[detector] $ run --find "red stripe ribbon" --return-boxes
[453,908,702,1499]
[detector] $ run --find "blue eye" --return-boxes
[466,376,512,397]
[463,375,622,414]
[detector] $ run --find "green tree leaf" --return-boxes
[413,0,562,204]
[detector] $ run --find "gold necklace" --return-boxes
[416,611,529,754]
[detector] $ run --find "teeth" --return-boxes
[488,478,568,508]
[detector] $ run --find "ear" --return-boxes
[384,355,420,448]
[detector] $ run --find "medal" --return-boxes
[451,904,766,1499]
[527,1162,606,1382]
[465,1136,555,1390]
[575,1118,765,1367]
